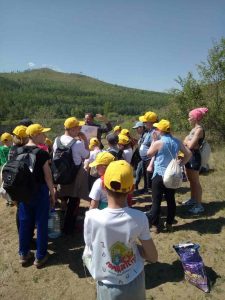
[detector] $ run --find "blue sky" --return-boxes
[1,0,224,92]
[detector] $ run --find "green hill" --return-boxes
[0,68,170,123]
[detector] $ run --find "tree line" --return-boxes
[0,37,224,140]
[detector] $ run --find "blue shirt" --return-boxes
[153,134,181,178]
[139,129,154,161]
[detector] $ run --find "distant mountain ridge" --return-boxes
[0,68,170,122]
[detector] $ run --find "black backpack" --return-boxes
[130,148,142,170]
[108,149,124,160]
[51,137,81,185]
[2,147,40,203]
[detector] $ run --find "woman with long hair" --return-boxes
[182,107,208,214]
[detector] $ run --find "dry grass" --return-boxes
[0,147,225,300]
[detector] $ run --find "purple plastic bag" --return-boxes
[173,243,209,293]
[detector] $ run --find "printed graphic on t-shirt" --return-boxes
[105,241,136,275]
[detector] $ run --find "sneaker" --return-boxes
[164,222,173,232]
[33,252,49,268]
[182,198,197,206]
[150,225,160,234]
[19,251,34,266]
[144,210,151,217]
[133,188,148,196]
[188,204,204,214]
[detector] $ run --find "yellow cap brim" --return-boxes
[89,161,99,168]
[42,127,51,133]
[139,116,146,122]
[153,122,159,128]
[79,121,85,126]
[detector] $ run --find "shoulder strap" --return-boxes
[56,137,76,149]
[164,141,176,160]
[67,138,77,149]
[16,147,25,156]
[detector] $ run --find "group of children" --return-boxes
[0,107,208,299]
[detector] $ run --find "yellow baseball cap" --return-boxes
[104,160,134,193]
[113,125,122,132]
[13,125,28,138]
[153,119,171,133]
[118,134,130,145]
[89,137,100,150]
[178,151,184,158]
[64,117,85,129]
[26,124,51,137]
[89,152,115,168]
[0,132,13,142]
[120,129,130,136]
[139,111,158,123]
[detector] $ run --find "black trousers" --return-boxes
[142,160,153,190]
[63,197,80,234]
[148,174,176,226]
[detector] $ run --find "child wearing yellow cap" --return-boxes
[113,125,122,135]
[88,152,115,209]
[83,160,158,300]
[118,134,133,163]
[0,132,13,167]
[84,137,102,190]
[2,126,29,207]
[17,123,55,267]
[0,132,13,206]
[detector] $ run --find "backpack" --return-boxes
[2,147,40,203]
[163,159,183,189]
[51,137,81,185]
[162,143,183,189]
[130,148,141,170]
[108,149,124,160]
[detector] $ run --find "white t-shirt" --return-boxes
[53,135,89,165]
[89,178,107,203]
[84,148,101,166]
[83,207,151,285]
[123,147,133,163]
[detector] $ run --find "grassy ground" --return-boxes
[0,147,225,300]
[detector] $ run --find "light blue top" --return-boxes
[139,129,154,161]
[153,134,181,178]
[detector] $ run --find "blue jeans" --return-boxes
[19,184,50,259]
[97,270,145,300]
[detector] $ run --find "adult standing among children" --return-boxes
[182,107,208,214]
[54,117,89,235]
[146,120,192,233]
[84,112,112,148]
[19,124,56,267]
[132,121,147,193]
[139,111,158,193]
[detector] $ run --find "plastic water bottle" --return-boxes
[48,209,61,238]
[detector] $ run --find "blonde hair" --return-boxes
[13,135,28,146]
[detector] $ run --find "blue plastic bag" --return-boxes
[173,243,209,293]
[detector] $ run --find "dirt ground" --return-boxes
[1,157,225,299]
